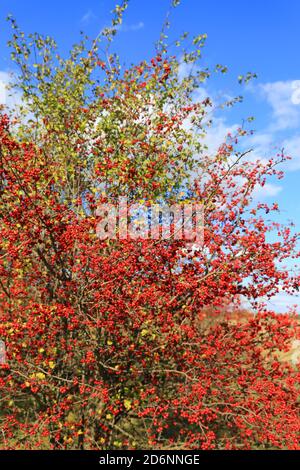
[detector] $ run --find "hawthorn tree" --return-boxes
[0,1,299,450]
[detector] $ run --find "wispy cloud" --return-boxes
[119,21,144,32]
[81,9,97,25]
[100,21,144,35]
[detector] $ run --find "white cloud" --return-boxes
[178,79,238,157]
[0,71,10,105]
[243,132,276,166]
[266,290,300,313]
[243,129,300,171]
[247,132,273,148]
[184,78,300,174]
[242,80,300,171]
[203,117,238,155]
[0,71,22,110]
[253,182,283,199]
[281,134,300,170]
[259,80,300,131]
[0,81,6,105]
[241,288,300,313]
[178,61,199,81]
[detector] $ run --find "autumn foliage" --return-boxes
[0,3,299,450]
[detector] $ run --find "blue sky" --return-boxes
[0,0,299,310]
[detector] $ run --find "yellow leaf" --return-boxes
[66,412,76,423]
[35,372,46,380]
[124,399,132,411]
